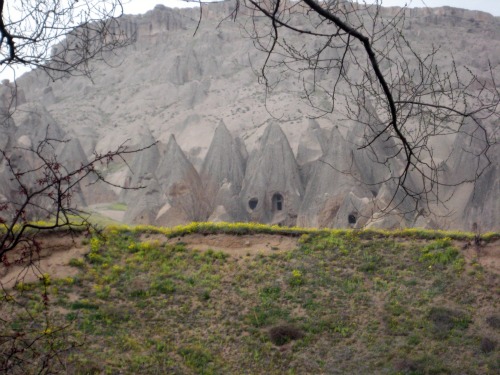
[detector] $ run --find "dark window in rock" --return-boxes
[348,214,357,224]
[272,193,284,211]
[249,198,258,210]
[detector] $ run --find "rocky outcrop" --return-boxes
[296,119,330,166]
[201,121,246,196]
[121,130,160,203]
[0,115,15,163]
[0,103,66,216]
[123,173,164,225]
[13,102,65,147]
[2,3,497,230]
[296,119,331,183]
[298,126,371,228]
[445,119,491,186]
[0,79,26,115]
[240,122,304,225]
[368,182,416,229]
[462,145,500,232]
[344,102,423,227]
[54,138,89,207]
[208,204,236,223]
[119,131,162,224]
[201,120,246,220]
[346,102,399,195]
[154,135,209,225]
[123,134,210,226]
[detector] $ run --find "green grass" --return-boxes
[3,220,499,242]
[1,224,499,374]
[105,202,128,211]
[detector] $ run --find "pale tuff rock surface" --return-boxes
[296,119,332,184]
[0,80,25,116]
[208,204,236,223]
[345,104,400,193]
[368,182,416,229]
[55,138,90,207]
[297,126,370,228]
[120,130,160,203]
[200,120,247,221]
[240,122,304,226]
[445,119,492,186]
[296,119,331,167]
[123,173,164,225]
[154,135,209,225]
[209,182,246,222]
[13,102,65,146]
[122,134,208,226]
[435,120,497,230]
[462,147,500,232]
[0,3,497,230]
[0,115,15,162]
[201,121,246,205]
[335,192,374,229]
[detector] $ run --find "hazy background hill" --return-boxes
[3,2,499,230]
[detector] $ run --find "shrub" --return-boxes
[427,307,471,339]
[89,237,101,252]
[394,358,421,373]
[419,238,460,267]
[268,324,304,346]
[150,279,176,295]
[480,337,497,353]
[178,345,215,373]
[486,315,500,329]
[289,269,305,286]
[394,356,450,374]
[69,258,85,268]
[199,289,211,301]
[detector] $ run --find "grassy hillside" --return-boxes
[1,223,499,374]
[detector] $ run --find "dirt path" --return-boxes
[163,233,298,257]
[0,234,88,289]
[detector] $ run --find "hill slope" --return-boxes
[1,224,499,374]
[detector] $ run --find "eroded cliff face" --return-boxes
[201,120,247,222]
[0,3,498,230]
[154,135,209,226]
[297,125,378,229]
[240,123,304,226]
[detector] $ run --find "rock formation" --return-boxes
[296,119,331,167]
[240,122,304,226]
[298,126,372,228]
[0,3,496,231]
[154,135,209,226]
[200,120,247,221]
[123,173,164,225]
[55,138,89,207]
[121,130,160,202]
[462,144,500,232]
[346,103,400,194]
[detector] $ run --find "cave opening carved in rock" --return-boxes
[272,193,284,211]
[348,213,357,224]
[248,198,258,210]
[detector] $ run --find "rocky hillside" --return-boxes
[1,2,499,231]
